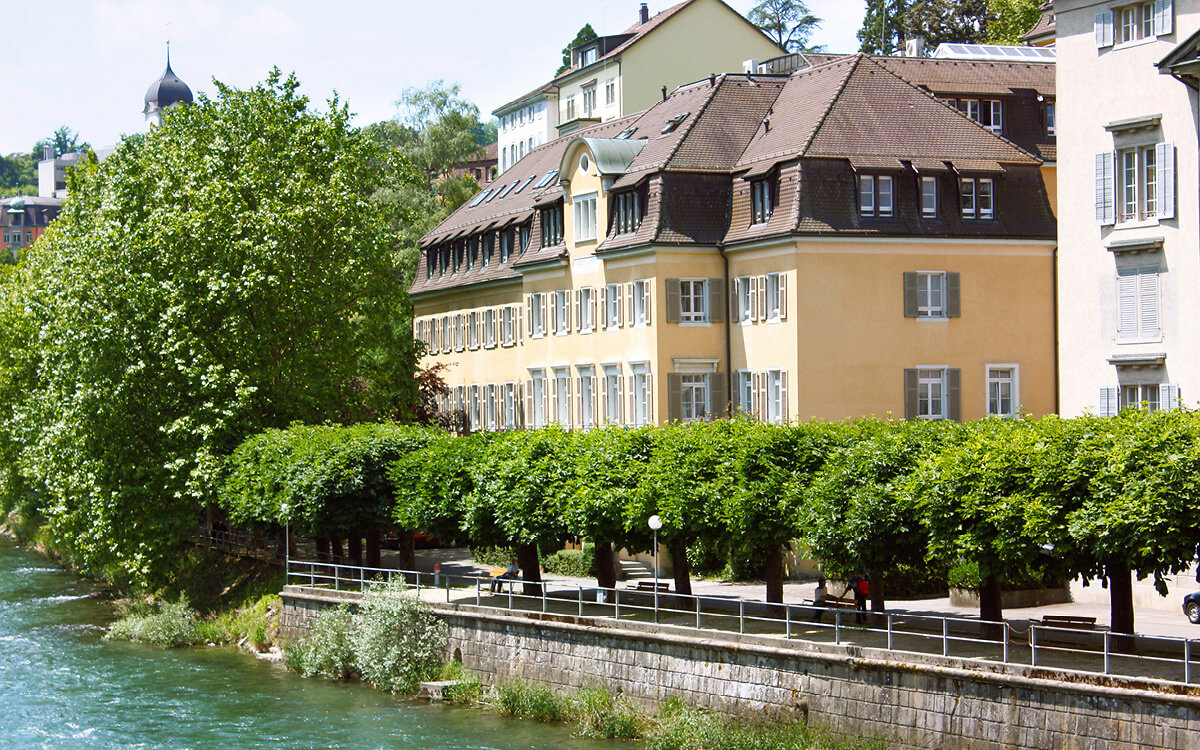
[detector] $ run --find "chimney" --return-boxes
[661,85,668,101]
[904,37,925,57]
[42,145,53,161]
[639,3,649,24]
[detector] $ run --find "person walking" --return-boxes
[843,574,869,624]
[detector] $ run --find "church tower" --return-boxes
[143,46,193,126]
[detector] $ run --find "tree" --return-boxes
[558,24,598,75]
[986,0,1043,44]
[748,0,824,53]
[858,0,990,54]
[0,153,36,196]
[30,126,90,162]
[2,69,418,588]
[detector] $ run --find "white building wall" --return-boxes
[1056,0,1200,416]
[496,98,557,175]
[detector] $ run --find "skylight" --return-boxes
[616,126,637,140]
[468,189,491,208]
[932,43,1056,62]
[513,176,536,194]
[661,112,690,134]
[496,180,521,199]
[533,170,559,189]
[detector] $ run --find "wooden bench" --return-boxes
[1038,615,1097,629]
[819,595,858,610]
[628,580,670,593]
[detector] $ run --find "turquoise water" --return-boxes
[0,539,622,749]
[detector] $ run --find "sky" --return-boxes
[1,0,866,156]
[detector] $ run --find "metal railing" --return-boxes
[285,557,1200,688]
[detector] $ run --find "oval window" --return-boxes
[579,153,590,173]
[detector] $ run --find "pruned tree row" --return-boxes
[220,410,1200,635]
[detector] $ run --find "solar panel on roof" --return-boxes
[931,42,1055,61]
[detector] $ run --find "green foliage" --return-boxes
[466,428,574,549]
[558,24,599,75]
[1,69,417,588]
[858,0,990,54]
[986,0,1042,43]
[647,701,885,750]
[220,422,430,537]
[438,660,484,703]
[105,600,198,648]
[284,604,358,681]
[0,153,36,196]
[497,679,571,722]
[540,545,596,577]
[352,579,448,693]
[392,431,489,543]
[749,0,824,52]
[573,687,646,740]
[561,426,655,556]
[30,126,89,162]
[192,593,280,649]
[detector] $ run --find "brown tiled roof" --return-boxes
[413,55,1056,297]
[1021,2,1056,44]
[875,56,1054,97]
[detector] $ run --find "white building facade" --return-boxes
[496,90,558,175]
[1057,0,1198,416]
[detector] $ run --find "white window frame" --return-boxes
[485,384,498,431]
[631,363,652,426]
[916,271,947,319]
[680,373,710,422]
[573,192,598,242]
[921,177,938,218]
[502,306,515,346]
[736,370,755,415]
[1121,383,1161,411]
[1046,102,1055,136]
[530,293,547,338]
[605,282,623,327]
[484,308,496,348]
[530,370,547,428]
[916,367,949,420]
[605,79,616,106]
[986,364,1020,418]
[553,367,571,426]
[960,178,994,219]
[555,289,570,335]
[578,286,594,333]
[679,279,708,324]
[602,364,622,425]
[633,279,650,327]
[735,276,754,324]
[764,273,783,322]
[765,369,786,424]
[577,365,596,429]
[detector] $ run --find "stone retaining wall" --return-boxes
[281,586,1200,749]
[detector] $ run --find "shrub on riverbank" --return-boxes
[284,604,358,680]
[105,600,197,648]
[648,698,887,750]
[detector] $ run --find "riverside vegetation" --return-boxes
[283,580,886,750]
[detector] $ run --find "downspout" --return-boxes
[719,243,732,416]
[1052,243,1060,416]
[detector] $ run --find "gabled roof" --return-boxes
[1021,1,1056,45]
[493,81,559,117]
[1158,26,1200,87]
[874,56,1054,97]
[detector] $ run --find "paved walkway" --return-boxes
[386,548,1200,642]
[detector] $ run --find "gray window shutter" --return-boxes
[1095,152,1115,225]
[708,278,724,323]
[778,274,788,321]
[1156,142,1175,219]
[626,282,635,324]
[643,281,652,325]
[525,380,534,427]
[946,272,961,318]
[667,373,683,422]
[666,278,682,323]
[1098,386,1118,417]
[903,272,919,318]
[710,372,727,417]
[1095,10,1114,47]
[598,286,607,329]
[730,278,739,320]
[1163,383,1181,410]
[948,368,962,422]
[646,372,654,423]
[517,382,525,429]
[904,368,918,419]
[781,371,789,422]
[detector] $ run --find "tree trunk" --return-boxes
[668,541,692,597]
[365,529,381,569]
[316,535,331,563]
[329,536,343,562]
[595,541,616,595]
[868,565,885,612]
[765,547,784,604]
[980,573,1004,641]
[347,530,363,567]
[517,543,543,597]
[396,529,416,573]
[276,528,288,561]
[1108,563,1136,649]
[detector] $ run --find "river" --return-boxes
[0,538,623,749]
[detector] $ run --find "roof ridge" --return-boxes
[797,54,863,156]
[866,56,1043,164]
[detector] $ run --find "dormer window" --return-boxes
[499,228,513,263]
[574,192,598,242]
[661,112,689,134]
[581,46,598,66]
[859,175,894,217]
[613,190,642,234]
[750,178,774,224]
[541,203,564,245]
[960,178,994,219]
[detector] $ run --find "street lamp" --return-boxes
[648,514,663,623]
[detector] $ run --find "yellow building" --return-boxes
[412,55,1058,430]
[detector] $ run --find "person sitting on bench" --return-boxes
[491,558,520,592]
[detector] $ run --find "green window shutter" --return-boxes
[904,368,918,419]
[666,278,681,323]
[948,368,962,422]
[946,272,961,318]
[708,278,724,323]
[710,372,727,417]
[903,272,919,318]
[667,373,683,422]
